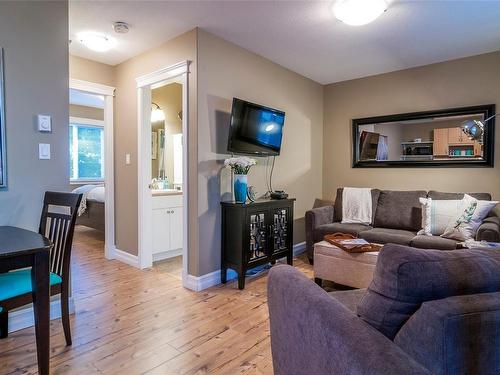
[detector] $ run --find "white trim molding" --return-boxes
[8,297,75,333]
[183,270,221,292]
[136,61,190,88]
[69,116,105,127]
[113,247,140,268]
[70,79,116,262]
[136,60,191,296]
[70,78,115,96]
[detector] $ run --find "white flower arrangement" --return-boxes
[224,156,256,175]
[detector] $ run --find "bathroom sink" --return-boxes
[152,188,182,196]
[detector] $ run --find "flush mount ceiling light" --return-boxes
[77,32,116,52]
[333,0,387,26]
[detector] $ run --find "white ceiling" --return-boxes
[69,1,500,84]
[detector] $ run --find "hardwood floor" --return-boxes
[0,226,313,374]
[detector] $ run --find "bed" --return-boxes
[72,185,105,232]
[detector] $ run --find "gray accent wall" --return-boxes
[0,1,69,230]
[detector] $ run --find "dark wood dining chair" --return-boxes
[0,191,82,345]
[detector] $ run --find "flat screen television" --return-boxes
[227,98,285,156]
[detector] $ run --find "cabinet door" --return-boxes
[152,208,170,254]
[169,206,183,250]
[270,207,291,256]
[447,127,462,144]
[247,210,269,262]
[433,128,448,155]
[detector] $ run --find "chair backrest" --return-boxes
[39,191,82,279]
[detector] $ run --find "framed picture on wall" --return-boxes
[0,48,6,188]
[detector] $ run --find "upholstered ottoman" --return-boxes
[313,240,378,289]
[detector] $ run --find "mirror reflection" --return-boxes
[150,82,183,193]
[353,105,495,167]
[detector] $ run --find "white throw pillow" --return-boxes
[418,197,464,236]
[442,194,498,241]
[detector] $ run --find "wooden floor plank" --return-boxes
[0,226,313,374]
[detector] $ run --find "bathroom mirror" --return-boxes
[352,104,495,168]
[150,83,183,191]
[0,48,6,187]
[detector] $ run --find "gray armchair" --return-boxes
[268,244,500,375]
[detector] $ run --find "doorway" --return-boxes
[136,61,190,288]
[69,79,115,259]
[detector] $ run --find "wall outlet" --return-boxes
[125,153,131,165]
[37,114,52,132]
[39,143,50,159]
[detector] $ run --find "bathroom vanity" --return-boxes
[151,190,183,261]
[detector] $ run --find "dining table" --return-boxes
[0,226,53,375]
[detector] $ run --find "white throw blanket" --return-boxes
[341,187,372,225]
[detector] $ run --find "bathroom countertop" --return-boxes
[152,189,183,197]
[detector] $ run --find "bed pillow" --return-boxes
[442,194,499,241]
[418,197,464,236]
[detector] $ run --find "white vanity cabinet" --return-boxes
[152,194,183,260]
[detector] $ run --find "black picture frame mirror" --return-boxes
[352,104,495,168]
[0,48,6,187]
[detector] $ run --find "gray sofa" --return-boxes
[305,189,500,263]
[268,244,500,375]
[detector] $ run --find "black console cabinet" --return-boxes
[221,199,295,289]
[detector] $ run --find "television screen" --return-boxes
[227,98,285,156]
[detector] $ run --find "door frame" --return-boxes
[69,79,116,260]
[136,61,190,287]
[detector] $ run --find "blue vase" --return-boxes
[234,174,248,203]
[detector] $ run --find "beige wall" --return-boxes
[324,51,500,201]
[69,104,104,121]
[0,1,69,229]
[69,55,115,87]
[151,83,183,181]
[197,30,324,275]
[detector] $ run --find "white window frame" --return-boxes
[69,116,105,185]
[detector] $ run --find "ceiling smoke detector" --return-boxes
[113,21,130,34]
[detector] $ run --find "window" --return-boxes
[69,117,104,182]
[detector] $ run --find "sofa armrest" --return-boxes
[476,216,500,242]
[395,292,500,375]
[268,265,431,375]
[305,205,334,262]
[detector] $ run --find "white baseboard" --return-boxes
[183,270,220,292]
[113,247,140,268]
[293,241,306,256]
[183,243,306,292]
[8,297,75,333]
[153,248,183,262]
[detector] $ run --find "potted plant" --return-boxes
[224,156,257,203]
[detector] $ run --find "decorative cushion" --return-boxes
[418,197,464,236]
[357,244,500,339]
[442,194,499,241]
[373,190,426,231]
[0,269,62,302]
[358,228,416,246]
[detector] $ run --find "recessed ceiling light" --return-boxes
[77,32,116,52]
[333,0,387,26]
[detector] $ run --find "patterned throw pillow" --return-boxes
[418,197,465,236]
[442,194,499,241]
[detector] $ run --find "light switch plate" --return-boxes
[39,143,50,159]
[37,114,52,132]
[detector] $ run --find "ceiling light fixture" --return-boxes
[333,0,387,26]
[77,32,115,52]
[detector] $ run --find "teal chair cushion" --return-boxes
[0,269,62,302]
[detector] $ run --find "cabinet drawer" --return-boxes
[152,194,183,209]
